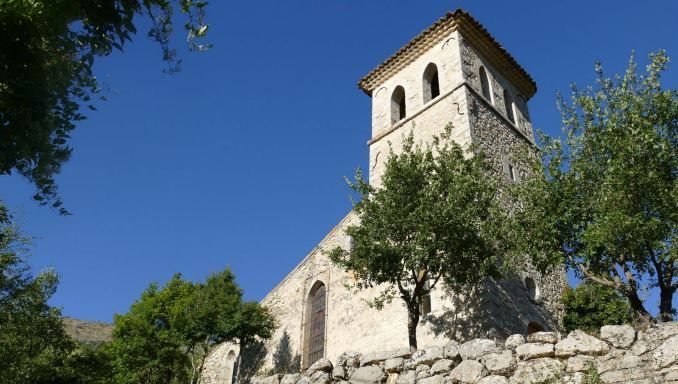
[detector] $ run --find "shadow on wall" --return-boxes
[423,270,557,342]
[236,341,268,384]
[273,330,301,374]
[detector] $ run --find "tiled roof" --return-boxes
[358,9,537,99]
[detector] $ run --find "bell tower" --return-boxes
[358,10,538,186]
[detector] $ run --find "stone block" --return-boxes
[350,366,387,384]
[310,371,331,384]
[444,341,461,361]
[599,368,646,383]
[333,367,347,380]
[561,372,586,384]
[509,358,563,384]
[409,346,445,367]
[600,325,636,349]
[526,332,558,344]
[308,358,333,374]
[384,358,404,373]
[653,334,678,369]
[555,330,610,357]
[459,339,501,360]
[565,355,594,373]
[258,375,282,384]
[515,343,555,361]
[338,352,363,368]
[596,350,642,374]
[418,374,445,384]
[448,360,488,383]
[430,358,456,374]
[477,376,509,384]
[396,371,416,384]
[281,374,300,384]
[504,334,525,350]
[480,350,516,376]
[362,349,411,367]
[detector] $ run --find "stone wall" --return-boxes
[250,323,678,384]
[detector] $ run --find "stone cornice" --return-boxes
[358,9,537,99]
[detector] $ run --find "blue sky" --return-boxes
[1,1,676,322]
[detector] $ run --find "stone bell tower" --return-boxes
[358,9,538,186]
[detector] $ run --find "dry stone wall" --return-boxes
[251,323,678,384]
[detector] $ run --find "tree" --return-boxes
[229,302,276,384]
[0,204,112,383]
[512,51,677,322]
[109,269,243,384]
[0,0,210,211]
[562,283,633,333]
[328,129,509,350]
[0,205,69,383]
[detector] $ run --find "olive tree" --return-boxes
[512,51,677,321]
[328,129,509,350]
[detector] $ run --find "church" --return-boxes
[203,10,566,384]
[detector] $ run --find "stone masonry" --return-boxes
[250,323,678,384]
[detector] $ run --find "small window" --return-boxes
[419,281,432,316]
[525,277,541,303]
[391,86,406,124]
[479,66,492,102]
[423,63,440,103]
[508,164,516,182]
[504,89,515,124]
[527,322,544,335]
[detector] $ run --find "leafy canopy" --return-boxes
[329,127,510,348]
[108,268,275,384]
[562,283,632,333]
[0,204,112,384]
[0,0,210,212]
[512,51,677,321]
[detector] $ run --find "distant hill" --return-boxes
[62,317,114,346]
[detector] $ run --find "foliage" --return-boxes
[562,283,633,333]
[584,364,601,384]
[108,269,243,384]
[0,204,112,383]
[328,127,510,349]
[512,51,677,321]
[272,330,300,374]
[0,0,210,211]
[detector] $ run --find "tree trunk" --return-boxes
[658,286,676,322]
[625,288,653,323]
[406,299,420,351]
[234,342,244,384]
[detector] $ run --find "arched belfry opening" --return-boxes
[422,63,440,103]
[303,281,327,368]
[479,66,492,102]
[391,86,406,124]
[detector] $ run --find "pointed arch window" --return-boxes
[423,63,440,103]
[304,281,326,368]
[391,86,406,124]
[503,89,515,124]
[479,66,492,102]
